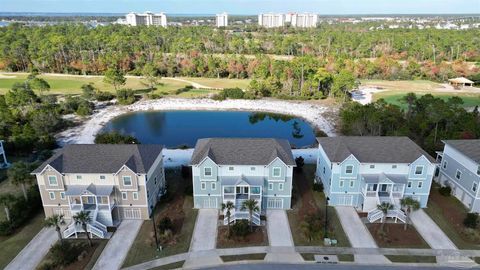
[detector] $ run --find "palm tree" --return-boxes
[241,199,259,232]
[221,201,235,237]
[377,202,393,232]
[400,197,420,231]
[44,214,65,242]
[7,162,33,200]
[0,194,15,222]
[73,211,92,247]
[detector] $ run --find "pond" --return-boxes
[101,110,317,148]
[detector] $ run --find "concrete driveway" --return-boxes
[410,210,456,250]
[189,209,218,251]
[92,220,142,270]
[266,210,294,247]
[5,227,57,270]
[335,206,390,264]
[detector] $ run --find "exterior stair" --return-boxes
[62,209,108,239]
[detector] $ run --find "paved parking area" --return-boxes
[189,209,218,251]
[335,206,390,264]
[92,220,142,270]
[266,210,294,247]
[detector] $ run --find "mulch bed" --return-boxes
[367,223,429,248]
[63,241,103,270]
[216,225,268,248]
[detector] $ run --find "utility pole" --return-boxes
[150,205,161,253]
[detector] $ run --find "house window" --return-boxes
[323,167,325,174]
[477,166,480,175]
[407,181,412,188]
[472,182,478,193]
[339,180,344,188]
[211,182,216,190]
[133,192,139,200]
[455,170,462,180]
[279,183,284,191]
[415,166,423,175]
[350,181,355,188]
[268,183,273,190]
[345,165,353,174]
[154,177,157,185]
[122,192,127,200]
[201,182,206,190]
[49,192,55,200]
[204,167,212,177]
[60,192,66,200]
[272,167,281,177]
[443,161,448,169]
[418,181,423,188]
[392,165,397,169]
[251,187,261,194]
[251,167,256,171]
[48,176,58,186]
[228,167,234,171]
[224,186,234,193]
[370,165,375,169]
[76,175,82,180]
[123,176,132,186]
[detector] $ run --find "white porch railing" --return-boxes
[367,209,384,223]
[387,209,406,223]
[223,210,261,226]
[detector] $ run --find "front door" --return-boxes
[380,184,388,192]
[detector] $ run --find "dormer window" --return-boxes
[273,167,281,177]
[415,166,423,175]
[123,176,132,186]
[228,167,234,171]
[204,167,212,177]
[345,165,353,174]
[370,165,375,169]
[48,176,58,186]
[100,175,106,180]
[76,175,82,180]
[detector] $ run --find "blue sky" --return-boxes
[1,0,479,14]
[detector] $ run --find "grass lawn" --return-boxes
[361,79,442,92]
[386,255,436,264]
[287,165,350,247]
[122,169,198,268]
[179,77,251,89]
[367,223,429,248]
[424,183,480,250]
[374,91,480,108]
[0,212,45,269]
[220,253,266,262]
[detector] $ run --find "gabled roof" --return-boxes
[190,138,296,166]
[32,144,163,174]
[317,136,435,163]
[448,77,474,84]
[443,139,480,164]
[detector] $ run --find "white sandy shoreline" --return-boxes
[57,98,337,145]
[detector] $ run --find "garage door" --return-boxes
[203,198,217,208]
[123,208,141,219]
[337,195,353,206]
[267,198,283,209]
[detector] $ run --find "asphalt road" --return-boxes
[202,264,468,270]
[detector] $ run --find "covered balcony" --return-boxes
[65,184,116,214]
[360,173,407,212]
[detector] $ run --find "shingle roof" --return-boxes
[317,136,435,163]
[32,144,163,174]
[190,138,296,166]
[443,140,480,164]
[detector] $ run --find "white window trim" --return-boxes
[418,181,423,188]
[477,166,480,175]
[455,169,462,180]
[472,182,478,192]
[268,183,274,190]
[211,182,216,190]
[443,161,448,169]
[133,192,139,200]
[48,175,58,186]
[339,180,344,188]
[49,192,55,200]
[123,176,133,186]
[60,192,66,200]
[201,182,207,190]
[122,192,127,200]
[272,167,281,177]
[345,165,353,174]
[407,181,412,188]
[279,183,284,191]
[204,167,213,177]
[350,180,355,188]
[414,165,424,175]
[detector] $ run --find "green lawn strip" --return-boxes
[386,255,436,263]
[220,253,266,262]
[150,261,185,270]
[374,92,480,108]
[0,212,45,269]
[84,240,108,270]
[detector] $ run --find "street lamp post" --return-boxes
[324,197,330,239]
[150,205,160,252]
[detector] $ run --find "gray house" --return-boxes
[32,144,165,238]
[190,138,296,225]
[436,140,480,213]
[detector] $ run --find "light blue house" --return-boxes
[190,138,296,225]
[436,140,480,213]
[316,136,436,222]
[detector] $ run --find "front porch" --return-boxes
[221,178,262,226]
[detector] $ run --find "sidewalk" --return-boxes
[5,228,57,270]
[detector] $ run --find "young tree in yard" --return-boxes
[103,67,126,90]
[400,197,420,231]
[44,214,66,242]
[73,211,92,247]
[0,194,15,222]
[142,63,159,91]
[241,199,259,232]
[81,83,96,100]
[8,161,34,200]
[377,202,393,232]
[221,201,235,237]
[30,77,50,95]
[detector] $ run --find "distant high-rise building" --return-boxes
[126,12,167,27]
[291,13,319,28]
[216,12,228,27]
[258,13,286,28]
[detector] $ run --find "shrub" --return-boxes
[464,213,479,229]
[221,88,245,99]
[313,182,324,192]
[116,88,136,105]
[175,85,194,95]
[211,93,226,101]
[95,91,115,101]
[295,156,305,169]
[49,241,83,266]
[37,261,56,270]
[76,99,94,116]
[231,219,250,237]
[439,186,451,196]
[158,217,173,234]
[94,131,139,144]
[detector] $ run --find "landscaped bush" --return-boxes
[464,213,479,229]
[295,156,305,169]
[158,217,173,234]
[116,88,136,105]
[94,91,115,101]
[313,182,324,193]
[49,241,83,266]
[221,88,245,99]
[94,131,139,144]
[175,85,194,95]
[439,186,452,196]
[231,219,250,237]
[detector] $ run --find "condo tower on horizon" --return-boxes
[125,11,167,27]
